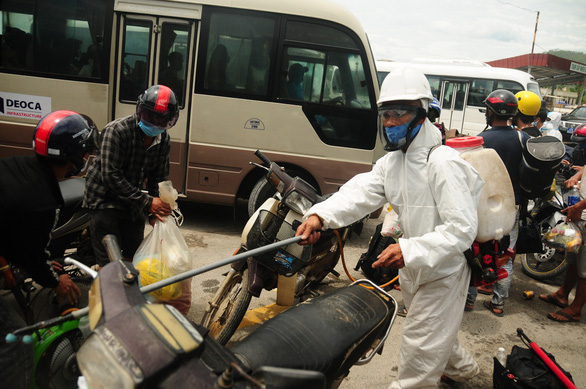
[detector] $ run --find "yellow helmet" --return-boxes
[515,91,541,116]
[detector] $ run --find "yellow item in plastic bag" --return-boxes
[135,258,182,300]
[543,222,582,254]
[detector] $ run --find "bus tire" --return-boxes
[248,169,314,217]
[248,177,278,218]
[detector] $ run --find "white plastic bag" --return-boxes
[381,207,402,238]
[544,221,582,254]
[158,180,183,226]
[132,181,192,314]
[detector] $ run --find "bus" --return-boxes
[0,0,380,215]
[376,60,542,136]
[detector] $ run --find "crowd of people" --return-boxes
[0,65,584,388]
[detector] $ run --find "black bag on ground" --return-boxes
[355,222,398,285]
[493,345,574,389]
[519,135,565,200]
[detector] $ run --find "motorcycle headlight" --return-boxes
[77,330,142,389]
[283,191,314,215]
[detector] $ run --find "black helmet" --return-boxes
[33,110,98,160]
[571,124,586,143]
[137,85,179,129]
[483,89,518,116]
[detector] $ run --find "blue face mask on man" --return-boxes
[139,120,166,137]
[385,122,422,148]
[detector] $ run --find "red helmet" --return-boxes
[33,110,98,160]
[571,124,586,143]
[136,85,179,129]
[483,89,518,117]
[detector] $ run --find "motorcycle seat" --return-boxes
[59,177,85,211]
[231,284,395,384]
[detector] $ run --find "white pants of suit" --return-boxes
[389,264,479,388]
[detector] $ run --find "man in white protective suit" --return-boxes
[295,67,482,388]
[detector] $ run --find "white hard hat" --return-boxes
[377,67,433,109]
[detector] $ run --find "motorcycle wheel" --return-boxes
[201,269,252,346]
[35,329,84,389]
[521,244,568,280]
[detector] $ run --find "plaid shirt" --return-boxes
[83,114,170,221]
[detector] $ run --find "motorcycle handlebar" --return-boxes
[254,149,272,166]
[102,235,124,262]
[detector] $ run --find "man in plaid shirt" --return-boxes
[84,85,178,265]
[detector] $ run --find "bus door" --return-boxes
[439,80,470,134]
[114,13,196,193]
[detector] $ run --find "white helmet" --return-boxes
[377,67,433,110]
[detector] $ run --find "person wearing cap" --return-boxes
[470,90,529,316]
[0,110,98,388]
[84,85,178,265]
[296,67,482,387]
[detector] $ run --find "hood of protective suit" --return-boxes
[547,111,562,130]
[305,120,483,288]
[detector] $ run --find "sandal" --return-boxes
[539,294,568,309]
[484,300,504,317]
[464,301,475,312]
[547,310,580,323]
[397,305,408,317]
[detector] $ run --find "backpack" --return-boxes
[493,345,575,389]
[517,133,565,199]
[354,222,398,285]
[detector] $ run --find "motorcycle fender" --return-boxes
[247,258,276,297]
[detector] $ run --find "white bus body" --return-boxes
[1,0,380,210]
[376,60,542,135]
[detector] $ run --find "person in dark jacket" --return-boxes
[83,85,177,265]
[466,90,529,316]
[0,110,98,388]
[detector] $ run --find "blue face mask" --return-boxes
[385,122,422,149]
[139,120,165,137]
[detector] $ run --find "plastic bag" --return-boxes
[159,180,183,226]
[543,222,582,253]
[381,206,402,238]
[132,181,192,314]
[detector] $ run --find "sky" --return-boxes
[330,0,586,64]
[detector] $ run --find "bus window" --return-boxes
[468,78,493,106]
[119,20,151,102]
[427,75,441,99]
[1,0,110,80]
[496,80,524,95]
[202,11,275,96]
[157,22,190,107]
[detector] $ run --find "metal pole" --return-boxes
[579,76,586,105]
[528,11,540,75]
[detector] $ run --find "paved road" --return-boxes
[177,201,585,388]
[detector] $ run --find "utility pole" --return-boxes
[528,11,540,75]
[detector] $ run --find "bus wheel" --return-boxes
[248,177,278,217]
[247,169,311,217]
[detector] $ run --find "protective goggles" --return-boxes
[378,105,421,122]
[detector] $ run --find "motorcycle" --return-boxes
[0,255,92,389]
[201,150,364,345]
[520,172,570,281]
[12,235,397,389]
[48,177,94,265]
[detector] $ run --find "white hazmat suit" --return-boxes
[306,120,483,388]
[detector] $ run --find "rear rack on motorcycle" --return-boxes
[247,210,311,276]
